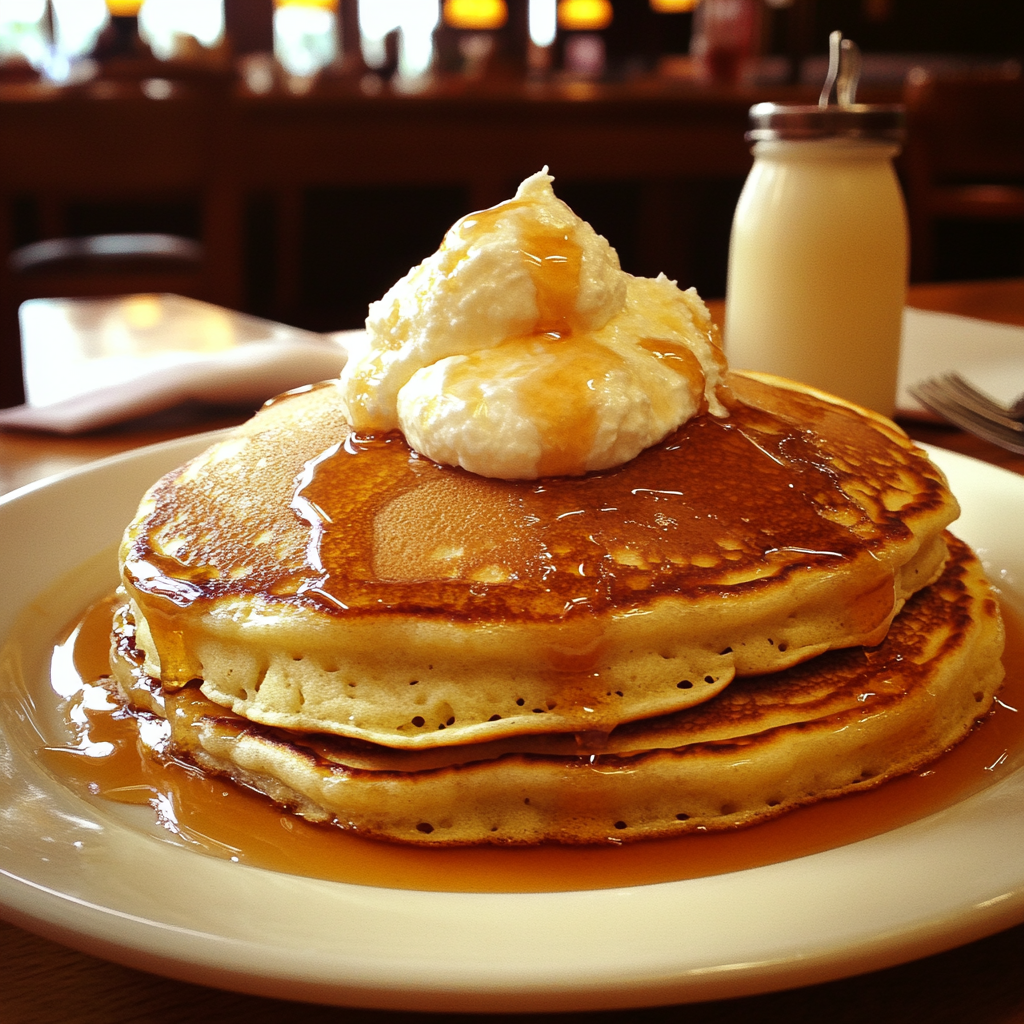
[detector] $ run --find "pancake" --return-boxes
[118,370,958,750]
[110,534,1005,845]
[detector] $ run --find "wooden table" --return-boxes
[1,279,1023,1023]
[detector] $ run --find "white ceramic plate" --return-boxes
[1,437,1023,1013]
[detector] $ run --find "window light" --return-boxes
[528,0,556,47]
[138,0,224,60]
[275,0,338,77]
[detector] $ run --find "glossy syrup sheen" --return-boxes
[39,593,1024,894]
[126,377,944,627]
[294,379,933,621]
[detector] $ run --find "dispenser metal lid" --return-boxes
[747,31,905,143]
[746,103,905,142]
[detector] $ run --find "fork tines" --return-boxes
[911,374,1024,455]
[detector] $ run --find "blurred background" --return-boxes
[1,0,1021,407]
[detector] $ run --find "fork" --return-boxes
[910,373,1024,455]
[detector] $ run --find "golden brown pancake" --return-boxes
[117,371,958,750]
[110,534,1004,845]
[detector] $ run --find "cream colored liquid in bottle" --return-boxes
[724,35,908,417]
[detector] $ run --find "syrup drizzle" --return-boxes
[451,193,589,337]
[37,593,1024,894]
[406,190,719,477]
[125,377,941,632]
[446,195,617,476]
[288,393,918,622]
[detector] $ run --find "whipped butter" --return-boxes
[339,170,729,479]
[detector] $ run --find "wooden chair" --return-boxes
[0,75,242,407]
[902,66,1024,282]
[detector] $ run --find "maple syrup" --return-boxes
[37,592,1024,894]
[450,193,588,337]
[125,379,939,629]
[450,197,618,476]
[289,377,927,630]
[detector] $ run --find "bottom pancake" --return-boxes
[109,534,1005,846]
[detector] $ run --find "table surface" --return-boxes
[2,278,1023,1024]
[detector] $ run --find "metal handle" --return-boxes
[819,31,862,109]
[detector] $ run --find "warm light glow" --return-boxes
[275,0,338,8]
[443,0,506,30]
[557,0,611,31]
[105,0,143,14]
[650,0,698,12]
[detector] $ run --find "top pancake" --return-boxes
[119,371,958,748]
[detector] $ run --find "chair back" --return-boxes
[904,66,1024,185]
[0,76,242,406]
[902,66,1024,280]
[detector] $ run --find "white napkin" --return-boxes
[0,294,360,434]
[897,307,1024,419]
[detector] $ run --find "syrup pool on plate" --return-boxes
[36,591,1024,895]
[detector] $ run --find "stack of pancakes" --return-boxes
[112,371,1005,844]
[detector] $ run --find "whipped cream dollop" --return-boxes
[338,169,729,479]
